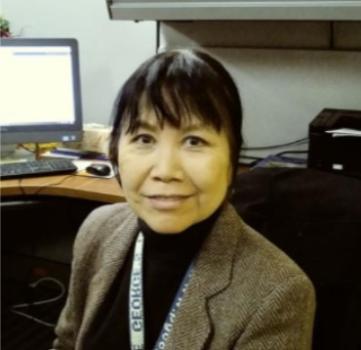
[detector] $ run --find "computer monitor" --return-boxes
[0,38,83,149]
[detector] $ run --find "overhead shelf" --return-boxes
[106,1,361,21]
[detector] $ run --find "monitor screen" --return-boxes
[0,38,83,145]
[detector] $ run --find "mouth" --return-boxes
[147,194,192,199]
[144,194,193,210]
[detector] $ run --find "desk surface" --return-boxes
[0,174,124,203]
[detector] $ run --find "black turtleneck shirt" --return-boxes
[84,210,219,350]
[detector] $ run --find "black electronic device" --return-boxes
[308,108,361,178]
[85,163,111,177]
[0,159,77,179]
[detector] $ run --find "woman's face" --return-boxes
[117,109,232,233]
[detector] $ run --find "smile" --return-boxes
[145,194,193,210]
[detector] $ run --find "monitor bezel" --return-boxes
[0,38,83,145]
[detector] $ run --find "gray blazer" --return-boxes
[53,203,315,350]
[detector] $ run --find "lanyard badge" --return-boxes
[129,232,145,350]
[129,232,194,350]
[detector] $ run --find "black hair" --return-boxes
[109,49,243,182]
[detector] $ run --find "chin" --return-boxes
[145,219,191,234]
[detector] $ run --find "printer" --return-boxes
[308,108,361,178]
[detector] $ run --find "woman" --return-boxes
[53,49,315,349]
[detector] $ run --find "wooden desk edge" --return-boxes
[0,175,125,203]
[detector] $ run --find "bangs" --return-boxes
[119,51,228,134]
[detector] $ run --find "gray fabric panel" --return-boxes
[160,21,330,49]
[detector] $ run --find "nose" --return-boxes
[150,146,183,182]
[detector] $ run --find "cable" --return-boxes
[12,277,66,308]
[242,137,309,151]
[275,150,308,157]
[18,144,36,154]
[10,309,56,328]
[238,155,263,166]
[32,174,73,196]
[11,277,66,328]
[18,174,73,196]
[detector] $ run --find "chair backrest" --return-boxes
[231,168,361,350]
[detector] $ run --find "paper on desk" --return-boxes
[325,128,361,137]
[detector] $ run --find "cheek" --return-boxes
[188,155,232,194]
[117,149,144,191]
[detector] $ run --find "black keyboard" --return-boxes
[0,159,78,179]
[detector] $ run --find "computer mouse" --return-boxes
[85,163,111,177]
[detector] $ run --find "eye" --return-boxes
[184,136,208,147]
[131,133,155,145]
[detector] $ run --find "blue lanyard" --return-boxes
[129,232,194,350]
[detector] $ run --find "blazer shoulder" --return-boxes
[231,209,314,298]
[74,202,135,253]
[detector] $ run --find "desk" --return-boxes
[0,175,124,203]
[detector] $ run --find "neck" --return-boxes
[138,207,221,238]
[138,207,222,260]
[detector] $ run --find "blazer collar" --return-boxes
[165,203,242,350]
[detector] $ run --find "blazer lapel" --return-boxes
[78,206,139,342]
[165,204,241,350]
